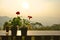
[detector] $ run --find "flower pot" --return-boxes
[11,26,17,36]
[6,27,9,36]
[20,27,28,36]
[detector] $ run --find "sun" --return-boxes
[22,2,29,9]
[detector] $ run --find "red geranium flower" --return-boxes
[16,11,20,15]
[28,16,32,20]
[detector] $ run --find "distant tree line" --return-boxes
[31,23,60,30]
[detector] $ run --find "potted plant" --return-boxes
[11,11,22,36]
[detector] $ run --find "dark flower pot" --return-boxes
[11,26,17,36]
[5,26,9,40]
[6,27,9,32]
[20,27,28,36]
[6,27,9,36]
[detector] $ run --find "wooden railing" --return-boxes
[0,30,60,40]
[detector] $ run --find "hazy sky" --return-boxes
[0,0,60,26]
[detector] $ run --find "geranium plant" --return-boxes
[3,11,32,30]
